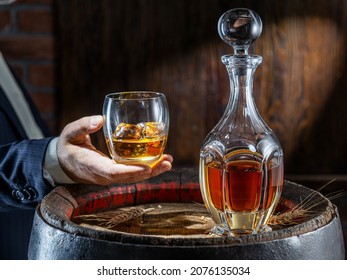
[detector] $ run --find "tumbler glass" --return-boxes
[103,91,169,167]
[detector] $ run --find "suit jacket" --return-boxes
[0,54,53,210]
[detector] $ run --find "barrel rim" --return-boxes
[37,178,337,247]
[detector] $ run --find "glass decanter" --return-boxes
[199,8,284,235]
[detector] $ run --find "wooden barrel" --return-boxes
[28,168,345,260]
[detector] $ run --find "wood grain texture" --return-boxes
[56,0,347,174]
[76,203,215,237]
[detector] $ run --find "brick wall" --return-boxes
[0,0,57,134]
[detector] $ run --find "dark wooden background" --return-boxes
[56,0,347,175]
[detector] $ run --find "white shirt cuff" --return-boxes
[43,137,75,186]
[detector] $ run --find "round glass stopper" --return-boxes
[217,8,262,55]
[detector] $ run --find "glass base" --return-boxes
[209,224,272,237]
[227,224,272,236]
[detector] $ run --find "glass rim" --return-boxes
[105,91,166,100]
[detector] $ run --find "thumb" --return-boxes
[89,115,104,132]
[62,115,104,142]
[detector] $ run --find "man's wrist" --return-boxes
[43,137,75,186]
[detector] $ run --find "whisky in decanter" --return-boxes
[199,8,284,235]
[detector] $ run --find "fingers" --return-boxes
[78,154,173,185]
[95,154,173,185]
[150,154,173,177]
[59,151,174,186]
[84,161,154,185]
[91,156,153,181]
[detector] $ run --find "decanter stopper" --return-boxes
[217,8,262,55]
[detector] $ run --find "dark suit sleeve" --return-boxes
[0,137,55,210]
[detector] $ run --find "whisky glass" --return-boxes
[103,91,169,167]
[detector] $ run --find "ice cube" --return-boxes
[138,122,165,138]
[114,123,141,139]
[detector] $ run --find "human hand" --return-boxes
[56,115,173,185]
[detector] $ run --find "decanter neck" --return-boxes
[221,54,268,133]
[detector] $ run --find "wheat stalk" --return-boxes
[75,207,155,229]
[269,179,346,227]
